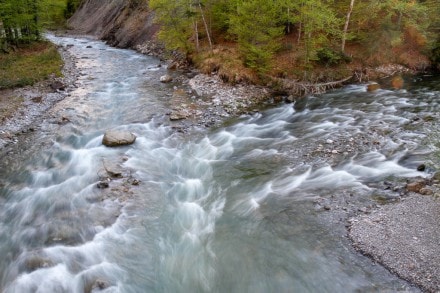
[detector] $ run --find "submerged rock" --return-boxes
[24,255,54,271]
[102,130,136,147]
[417,164,426,171]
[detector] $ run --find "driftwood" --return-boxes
[276,76,353,96]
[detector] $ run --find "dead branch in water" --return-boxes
[277,76,353,96]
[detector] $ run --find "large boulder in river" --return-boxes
[102,130,136,147]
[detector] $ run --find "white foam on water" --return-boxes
[271,168,312,195]
[303,166,364,190]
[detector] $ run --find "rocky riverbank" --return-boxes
[163,73,273,130]
[0,44,79,150]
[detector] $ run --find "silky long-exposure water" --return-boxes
[0,35,439,292]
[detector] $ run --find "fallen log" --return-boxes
[276,76,353,96]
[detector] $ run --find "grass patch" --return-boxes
[0,41,63,89]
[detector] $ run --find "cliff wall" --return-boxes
[68,0,158,48]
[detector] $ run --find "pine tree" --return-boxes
[149,0,197,56]
[228,0,284,74]
[297,0,340,65]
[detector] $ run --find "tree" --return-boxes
[341,0,355,52]
[0,0,42,47]
[64,0,82,19]
[149,0,195,55]
[297,0,340,65]
[228,0,284,74]
[150,0,218,57]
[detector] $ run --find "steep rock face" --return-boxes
[68,0,158,48]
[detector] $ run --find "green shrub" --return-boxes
[316,47,351,67]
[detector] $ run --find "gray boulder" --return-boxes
[102,130,136,147]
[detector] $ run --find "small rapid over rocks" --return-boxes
[0,35,439,292]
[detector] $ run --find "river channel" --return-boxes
[0,35,439,292]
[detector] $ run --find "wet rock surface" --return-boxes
[102,130,137,147]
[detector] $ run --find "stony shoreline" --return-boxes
[349,192,440,293]
[0,43,80,150]
[164,73,274,130]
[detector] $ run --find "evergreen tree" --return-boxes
[229,0,284,74]
[297,0,340,65]
[149,0,197,56]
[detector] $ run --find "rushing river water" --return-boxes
[0,35,439,292]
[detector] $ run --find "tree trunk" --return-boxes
[341,0,355,53]
[194,20,199,51]
[199,3,213,51]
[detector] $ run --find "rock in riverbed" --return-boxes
[102,130,136,147]
[367,83,380,92]
[160,75,173,83]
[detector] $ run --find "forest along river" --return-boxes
[0,35,439,292]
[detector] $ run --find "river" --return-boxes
[0,35,439,292]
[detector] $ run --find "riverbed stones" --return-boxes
[406,180,426,193]
[170,109,190,121]
[25,254,55,271]
[102,130,136,147]
[31,96,43,103]
[97,181,109,189]
[432,171,440,182]
[349,195,440,292]
[160,74,173,83]
[50,80,66,91]
[285,95,295,103]
[419,187,434,196]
